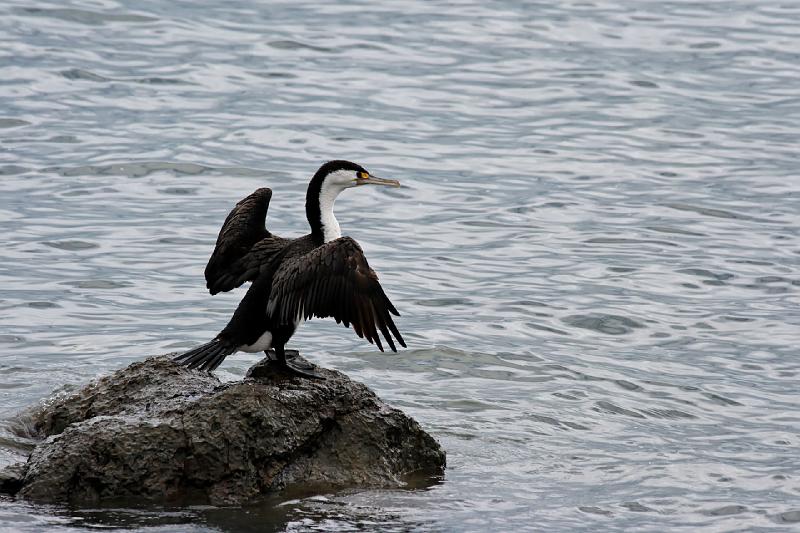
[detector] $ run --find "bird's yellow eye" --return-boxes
[358,171,369,180]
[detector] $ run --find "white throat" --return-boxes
[318,174,349,242]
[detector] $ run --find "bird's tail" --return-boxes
[173,337,237,372]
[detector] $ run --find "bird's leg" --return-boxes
[264,348,299,362]
[273,345,324,380]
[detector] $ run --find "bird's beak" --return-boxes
[356,174,401,188]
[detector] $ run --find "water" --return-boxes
[1,0,799,530]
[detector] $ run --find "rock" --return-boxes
[0,463,24,495]
[2,355,445,504]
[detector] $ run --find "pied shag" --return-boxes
[174,160,405,378]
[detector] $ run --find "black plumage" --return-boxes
[174,160,405,377]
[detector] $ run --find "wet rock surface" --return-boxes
[1,355,445,505]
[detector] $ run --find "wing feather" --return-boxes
[204,188,290,294]
[267,236,405,352]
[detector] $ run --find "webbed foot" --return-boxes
[263,349,325,380]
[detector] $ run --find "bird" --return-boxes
[173,160,406,378]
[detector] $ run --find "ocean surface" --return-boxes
[1,0,799,531]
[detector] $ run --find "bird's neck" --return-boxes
[317,182,342,242]
[307,178,343,244]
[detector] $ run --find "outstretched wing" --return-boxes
[204,188,289,295]
[267,236,406,352]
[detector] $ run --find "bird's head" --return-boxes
[314,160,400,192]
[307,160,400,243]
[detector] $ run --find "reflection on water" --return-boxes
[1,0,800,531]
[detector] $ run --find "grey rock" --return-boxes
[0,463,25,495]
[2,355,445,504]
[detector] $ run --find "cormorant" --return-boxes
[174,160,405,378]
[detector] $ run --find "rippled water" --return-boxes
[2,0,800,531]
